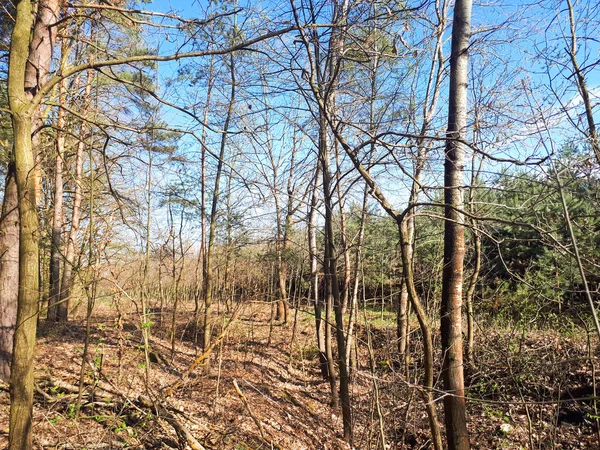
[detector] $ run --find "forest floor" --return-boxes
[0,299,599,449]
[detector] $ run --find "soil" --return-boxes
[0,300,598,449]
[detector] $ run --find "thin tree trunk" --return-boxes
[48,76,67,322]
[139,120,155,393]
[76,161,97,418]
[321,112,352,442]
[274,176,287,323]
[346,181,368,371]
[169,200,178,360]
[308,161,328,380]
[204,52,236,371]
[194,53,214,340]
[281,137,298,323]
[398,218,444,450]
[465,150,483,366]
[398,0,447,358]
[334,141,350,316]
[58,70,91,322]
[465,229,480,365]
[441,0,472,447]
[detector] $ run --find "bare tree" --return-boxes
[440,0,472,447]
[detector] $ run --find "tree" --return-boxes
[7,0,59,446]
[440,0,472,447]
[3,1,300,445]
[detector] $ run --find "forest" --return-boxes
[0,0,599,449]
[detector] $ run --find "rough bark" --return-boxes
[9,88,39,450]
[441,0,472,448]
[8,0,59,447]
[0,163,19,381]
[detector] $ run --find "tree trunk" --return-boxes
[204,52,235,371]
[10,112,40,450]
[321,112,352,442]
[58,70,91,322]
[274,187,288,324]
[345,182,368,372]
[465,228,480,365]
[465,149,483,366]
[1,0,59,386]
[8,0,59,447]
[334,142,350,316]
[194,53,214,341]
[398,0,447,359]
[308,160,329,380]
[0,163,19,381]
[398,218,444,450]
[48,77,67,322]
[441,0,472,448]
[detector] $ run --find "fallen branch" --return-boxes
[233,379,281,450]
[138,395,207,450]
[48,442,126,449]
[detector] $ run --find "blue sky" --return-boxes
[130,0,600,217]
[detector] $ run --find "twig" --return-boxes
[233,379,280,449]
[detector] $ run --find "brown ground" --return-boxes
[0,299,598,449]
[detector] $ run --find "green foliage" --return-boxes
[478,148,600,327]
[345,204,399,292]
[67,403,76,419]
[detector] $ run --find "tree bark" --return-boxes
[334,142,350,316]
[345,182,368,372]
[465,150,483,366]
[441,0,472,448]
[9,110,39,450]
[8,0,59,447]
[308,160,329,380]
[194,53,214,341]
[1,0,59,385]
[0,162,19,381]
